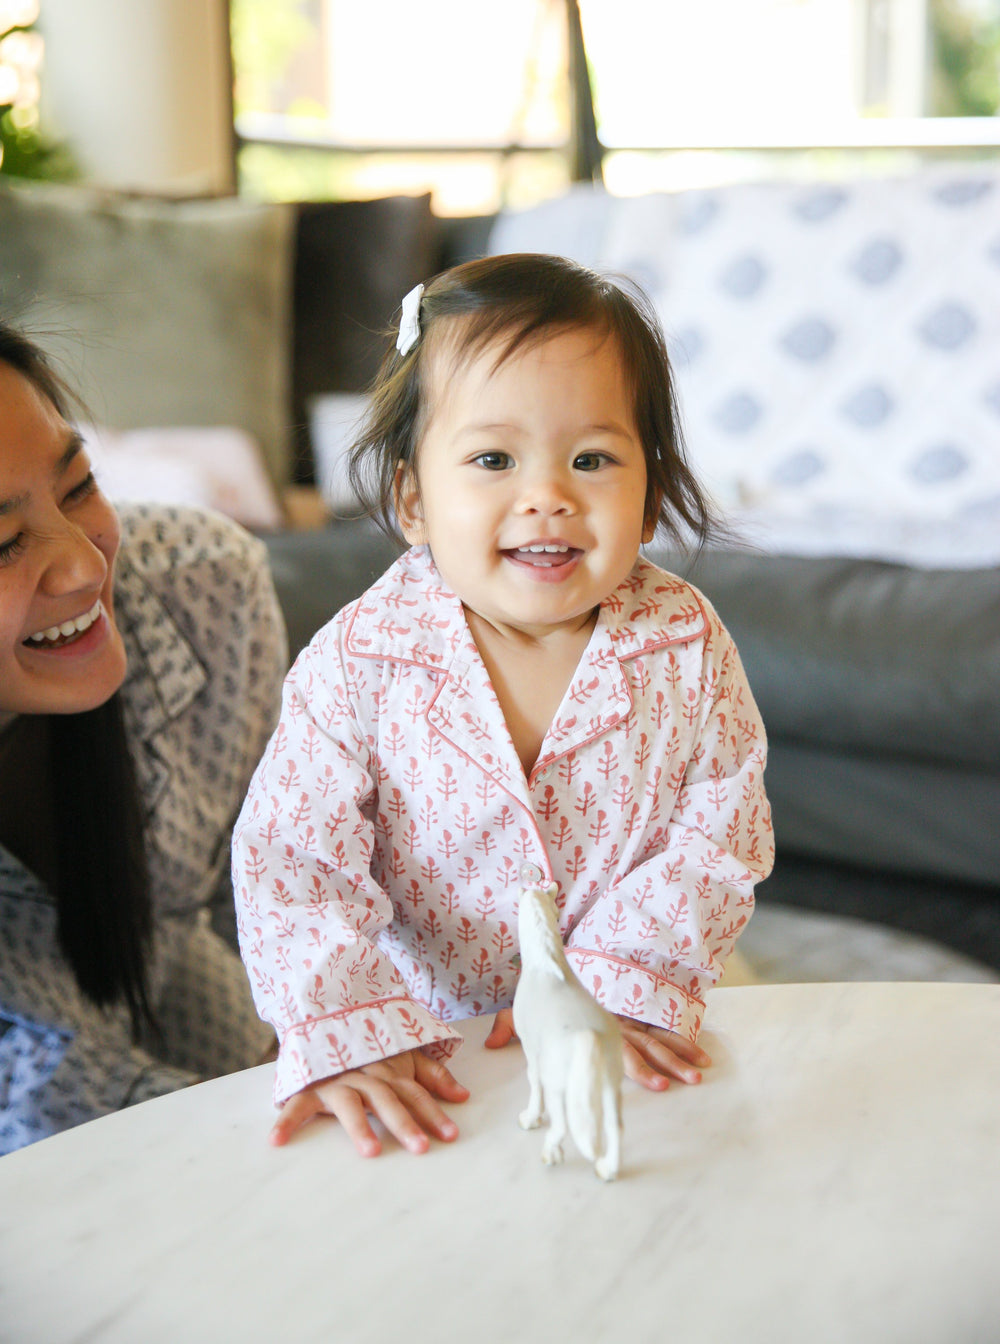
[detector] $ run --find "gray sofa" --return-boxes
[267,167,1000,973]
[3,174,998,971]
[261,520,1000,972]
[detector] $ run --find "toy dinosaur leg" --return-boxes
[519,1053,545,1130]
[594,1085,622,1181]
[542,1088,567,1166]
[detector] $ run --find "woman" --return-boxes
[0,322,285,1154]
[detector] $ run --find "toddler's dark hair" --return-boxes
[348,252,722,549]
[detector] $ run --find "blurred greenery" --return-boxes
[0,108,76,179]
[931,0,1000,116]
[230,0,317,118]
[0,20,76,181]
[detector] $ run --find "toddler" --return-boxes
[233,253,773,1156]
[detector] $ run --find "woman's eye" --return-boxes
[474,452,512,471]
[573,452,607,471]
[0,533,26,566]
[64,471,98,504]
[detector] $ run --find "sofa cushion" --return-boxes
[763,739,1000,888]
[655,546,1000,771]
[0,179,295,488]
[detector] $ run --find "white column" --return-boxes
[886,0,928,116]
[38,0,234,194]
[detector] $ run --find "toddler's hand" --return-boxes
[485,1007,708,1090]
[618,1018,710,1090]
[269,1049,470,1156]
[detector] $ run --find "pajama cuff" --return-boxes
[272,995,462,1106]
[565,948,706,1043]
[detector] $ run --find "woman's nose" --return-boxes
[40,522,107,597]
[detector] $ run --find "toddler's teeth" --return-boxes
[59,620,77,637]
[43,625,61,641]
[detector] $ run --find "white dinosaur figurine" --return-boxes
[512,883,624,1180]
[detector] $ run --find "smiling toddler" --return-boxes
[232,253,774,1156]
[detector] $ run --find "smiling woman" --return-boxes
[0,323,287,1155]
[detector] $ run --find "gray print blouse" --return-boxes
[0,504,286,1154]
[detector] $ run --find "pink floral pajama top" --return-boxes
[233,546,774,1106]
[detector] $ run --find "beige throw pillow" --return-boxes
[0,179,294,489]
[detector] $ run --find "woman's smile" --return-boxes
[23,599,108,653]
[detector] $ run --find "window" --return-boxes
[582,0,1000,195]
[231,0,1000,213]
[231,0,575,214]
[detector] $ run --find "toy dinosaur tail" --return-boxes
[565,1029,606,1162]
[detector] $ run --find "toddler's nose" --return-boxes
[516,470,577,516]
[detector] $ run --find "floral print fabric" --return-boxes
[234,547,773,1107]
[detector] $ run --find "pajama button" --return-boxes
[519,862,543,885]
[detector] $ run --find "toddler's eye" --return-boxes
[474,452,512,471]
[573,452,607,471]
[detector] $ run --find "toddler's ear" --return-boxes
[394,461,426,544]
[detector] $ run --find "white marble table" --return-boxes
[2,982,999,1344]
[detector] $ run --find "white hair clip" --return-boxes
[396,282,425,356]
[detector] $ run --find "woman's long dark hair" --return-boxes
[50,696,155,1035]
[1,321,155,1036]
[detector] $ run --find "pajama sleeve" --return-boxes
[564,606,773,1043]
[232,632,461,1108]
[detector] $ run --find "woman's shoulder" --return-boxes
[116,502,268,583]
[114,504,284,674]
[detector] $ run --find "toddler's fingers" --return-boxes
[621,1039,671,1092]
[357,1076,435,1154]
[413,1052,470,1104]
[619,1022,704,1086]
[389,1072,461,1144]
[269,1088,323,1146]
[483,1008,517,1049]
[648,1026,711,1069]
[327,1085,383,1158]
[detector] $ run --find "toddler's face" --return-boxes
[396,325,654,642]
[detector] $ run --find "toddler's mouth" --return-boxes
[504,544,582,569]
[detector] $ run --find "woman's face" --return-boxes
[0,361,127,717]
